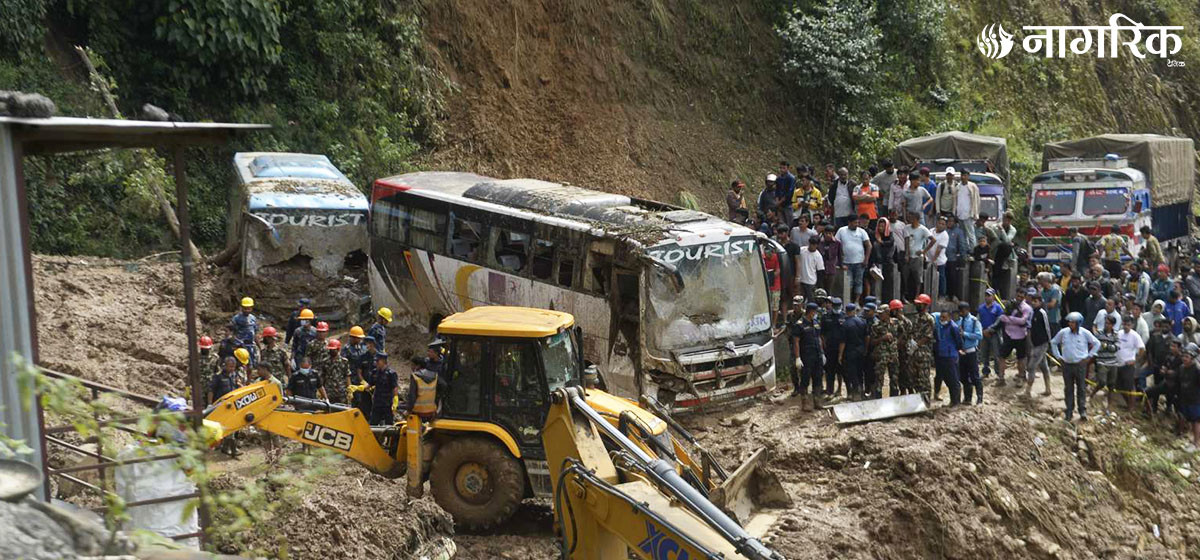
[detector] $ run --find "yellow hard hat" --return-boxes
[233,348,250,365]
[240,297,254,308]
[298,308,315,320]
[377,307,393,323]
[349,325,365,338]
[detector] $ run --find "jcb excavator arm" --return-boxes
[205,381,405,478]
[543,387,785,560]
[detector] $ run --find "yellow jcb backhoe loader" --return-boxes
[205,306,789,530]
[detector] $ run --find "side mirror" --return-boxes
[647,256,684,292]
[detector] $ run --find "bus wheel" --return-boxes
[429,437,525,531]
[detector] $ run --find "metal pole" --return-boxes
[171,146,210,546]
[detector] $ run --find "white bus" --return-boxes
[368,171,778,410]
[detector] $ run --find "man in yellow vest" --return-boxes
[403,356,446,420]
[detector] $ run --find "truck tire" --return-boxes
[429,437,525,531]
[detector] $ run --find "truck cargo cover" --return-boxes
[1042,134,1196,206]
[893,131,1009,184]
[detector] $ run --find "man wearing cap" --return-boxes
[259,326,292,386]
[425,338,447,378]
[869,300,903,398]
[908,294,936,397]
[977,289,1004,378]
[367,351,399,425]
[792,302,824,408]
[932,306,965,406]
[318,339,351,405]
[839,303,868,400]
[996,289,1034,386]
[821,297,844,397]
[935,167,958,217]
[1026,291,1055,398]
[726,180,746,222]
[1150,264,1173,304]
[1051,312,1101,422]
[285,298,311,345]
[758,174,778,219]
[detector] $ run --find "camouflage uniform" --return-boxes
[318,355,352,405]
[907,312,936,395]
[259,345,291,385]
[198,351,221,405]
[304,336,328,368]
[869,317,901,396]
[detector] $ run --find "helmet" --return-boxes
[915,294,932,305]
[377,307,393,323]
[262,326,278,338]
[814,288,828,299]
[1066,312,1084,323]
[240,297,254,308]
[198,336,214,349]
[298,308,315,320]
[316,321,330,332]
[234,348,250,365]
[428,338,447,348]
[326,339,342,350]
[888,299,903,311]
[349,326,365,338]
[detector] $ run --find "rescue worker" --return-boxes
[870,300,903,398]
[403,357,446,419]
[367,351,399,425]
[285,297,311,345]
[287,355,327,401]
[792,302,824,410]
[956,301,984,404]
[319,339,351,405]
[254,363,283,458]
[208,358,239,456]
[349,337,380,416]
[232,347,250,386]
[839,303,868,401]
[231,296,259,366]
[368,307,392,351]
[217,323,238,363]
[821,297,844,397]
[305,321,330,367]
[290,308,316,367]
[341,325,369,383]
[425,338,447,379]
[258,326,291,385]
[198,335,219,400]
[908,294,936,398]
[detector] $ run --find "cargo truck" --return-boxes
[893,131,1010,227]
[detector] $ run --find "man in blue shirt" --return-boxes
[1038,272,1062,326]
[944,215,968,301]
[933,308,965,405]
[977,289,1004,377]
[955,301,984,404]
[1165,291,1191,336]
[918,168,937,224]
[775,161,797,227]
[1051,312,1101,422]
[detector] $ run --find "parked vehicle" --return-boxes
[1029,134,1195,269]
[893,131,1009,226]
[368,172,780,410]
[918,159,1006,228]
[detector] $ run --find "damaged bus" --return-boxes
[369,172,778,410]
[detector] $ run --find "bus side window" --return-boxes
[494,229,529,272]
[532,239,555,280]
[588,252,611,295]
[451,217,486,262]
[409,207,447,253]
[558,256,576,287]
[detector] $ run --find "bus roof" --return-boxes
[234,152,367,211]
[437,306,575,338]
[375,172,752,245]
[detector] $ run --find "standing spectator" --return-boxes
[790,214,816,249]
[955,301,984,404]
[933,307,965,405]
[853,170,880,229]
[871,160,897,205]
[997,289,1033,386]
[1165,290,1192,336]
[929,216,950,300]
[918,168,937,223]
[902,212,933,301]
[792,175,824,224]
[763,242,782,319]
[1181,317,1200,347]
[886,166,910,218]
[872,217,897,301]
[1098,226,1131,278]
[1083,282,1106,329]
[758,174,778,218]
[776,224,801,315]
[775,161,797,227]
[1184,259,1200,314]
[835,215,873,303]
[1139,226,1164,268]
[1090,315,1121,410]
[1114,315,1146,410]
[1038,272,1062,327]
[1070,228,1096,275]
[1051,312,1101,422]
[797,238,825,303]
[1062,276,1088,327]
[992,212,1019,297]
[725,180,746,221]
[1093,298,1119,333]
[955,170,980,247]
[902,172,931,226]
[978,289,1004,377]
[936,167,958,217]
[1150,264,1174,303]
[1176,344,1200,448]
[829,167,854,230]
[944,215,968,301]
[817,226,842,294]
[1026,292,1054,397]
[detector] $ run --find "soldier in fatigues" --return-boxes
[870,300,904,398]
[908,294,936,397]
[305,321,330,368]
[318,339,351,405]
[197,336,220,405]
[258,327,291,386]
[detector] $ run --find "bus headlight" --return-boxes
[1032,248,1047,258]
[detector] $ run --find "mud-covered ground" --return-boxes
[32,255,1200,559]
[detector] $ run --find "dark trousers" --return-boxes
[959,350,982,403]
[863,359,878,398]
[934,356,961,405]
[1062,362,1088,419]
[1145,383,1176,414]
[946,260,963,300]
[824,346,841,394]
[799,350,823,395]
[902,257,924,301]
[844,352,865,396]
[370,406,394,426]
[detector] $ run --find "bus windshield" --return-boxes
[540,331,580,392]
[1031,190,1076,217]
[1082,188,1129,216]
[645,238,770,351]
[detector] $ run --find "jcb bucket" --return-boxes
[708,447,792,532]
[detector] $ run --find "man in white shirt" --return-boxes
[929,215,950,300]
[831,167,854,230]
[835,214,872,303]
[902,211,933,301]
[955,170,981,248]
[1114,315,1145,410]
[797,238,825,303]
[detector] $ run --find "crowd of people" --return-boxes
[194,297,446,456]
[727,161,1020,316]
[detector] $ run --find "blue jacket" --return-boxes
[231,312,258,343]
[775,172,796,205]
[934,319,964,358]
[367,323,387,347]
[956,313,983,351]
[978,302,1004,330]
[1165,300,1191,335]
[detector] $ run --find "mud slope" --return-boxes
[422,0,806,211]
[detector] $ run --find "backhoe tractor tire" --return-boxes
[429,437,525,531]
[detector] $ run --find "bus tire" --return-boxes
[429,436,525,531]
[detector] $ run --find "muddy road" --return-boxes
[32,255,1200,558]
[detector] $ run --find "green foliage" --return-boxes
[153,0,284,95]
[0,0,47,60]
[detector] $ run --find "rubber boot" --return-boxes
[962,382,974,404]
[975,381,983,404]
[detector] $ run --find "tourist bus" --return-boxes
[368,171,778,410]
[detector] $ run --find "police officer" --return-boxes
[290,309,316,367]
[285,297,311,345]
[786,295,805,394]
[840,303,869,400]
[368,308,392,351]
[793,302,824,410]
[821,296,844,397]
[208,358,239,456]
[861,302,879,397]
[403,357,446,419]
[319,339,351,405]
[231,296,259,366]
[368,351,399,425]
[425,338,447,379]
[217,323,238,363]
[259,326,291,385]
[287,355,327,401]
[349,337,380,416]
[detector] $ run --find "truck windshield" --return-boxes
[645,238,770,351]
[980,197,1000,222]
[1082,188,1129,216]
[540,331,580,392]
[1031,190,1076,217]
